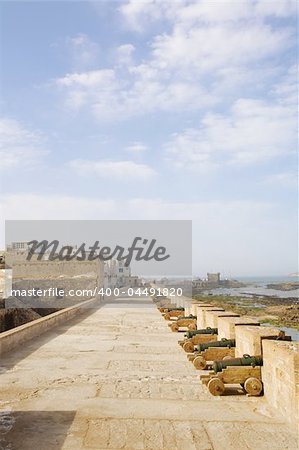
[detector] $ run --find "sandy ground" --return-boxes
[0,295,298,450]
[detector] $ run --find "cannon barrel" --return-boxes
[178,314,197,320]
[197,338,235,352]
[213,355,263,373]
[185,327,218,338]
[166,307,184,312]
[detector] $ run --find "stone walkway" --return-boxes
[0,295,297,449]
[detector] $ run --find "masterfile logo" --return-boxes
[5,220,192,309]
[26,237,170,265]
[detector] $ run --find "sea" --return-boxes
[204,275,299,299]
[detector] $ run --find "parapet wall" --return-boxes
[262,340,299,426]
[0,298,97,356]
[217,316,260,340]
[204,310,240,329]
[196,305,224,329]
[10,259,104,280]
[235,325,282,357]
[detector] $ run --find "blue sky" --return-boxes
[0,0,298,276]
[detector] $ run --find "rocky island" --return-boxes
[267,281,299,291]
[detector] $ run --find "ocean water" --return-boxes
[238,275,299,284]
[205,275,299,299]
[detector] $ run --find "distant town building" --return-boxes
[192,272,244,292]
[104,259,141,288]
[7,241,31,252]
[0,252,12,300]
[207,272,220,284]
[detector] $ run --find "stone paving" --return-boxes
[0,295,298,449]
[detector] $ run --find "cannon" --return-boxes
[197,338,235,352]
[190,339,236,370]
[185,328,218,339]
[169,315,197,332]
[212,355,263,373]
[162,307,184,312]
[180,328,218,352]
[200,354,263,396]
[163,308,185,320]
[159,306,184,313]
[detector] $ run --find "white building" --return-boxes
[7,241,31,252]
[104,260,131,288]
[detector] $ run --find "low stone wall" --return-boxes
[8,259,104,280]
[217,316,260,339]
[170,295,192,310]
[204,310,240,328]
[235,325,282,357]
[190,300,205,316]
[262,340,299,426]
[0,298,98,355]
[196,306,224,329]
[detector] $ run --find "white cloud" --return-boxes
[66,33,99,69]
[54,1,296,121]
[1,194,116,221]
[55,69,120,112]
[271,64,298,106]
[151,24,292,73]
[125,142,148,153]
[119,0,166,32]
[0,118,48,170]
[68,159,156,179]
[165,91,297,169]
[255,0,297,18]
[55,65,215,119]
[261,172,298,188]
[116,44,135,66]
[56,69,116,88]
[120,0,297,30]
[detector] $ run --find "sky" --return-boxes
[0,0,298,277]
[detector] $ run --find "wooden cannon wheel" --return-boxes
[182,341,194,353]
[170,322,179,332]
[208,378,225,396]
[187,322,197,331]
[244,377,263,396]
[193,356,207,370]
[164,313,170,320]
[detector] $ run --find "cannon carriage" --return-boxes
[168,314,198,332]
[162,308,185,320]
[200,355,264,396]
[187,338,236,370]
[179,328,218,351]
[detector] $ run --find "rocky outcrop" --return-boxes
[267,282,299,291]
